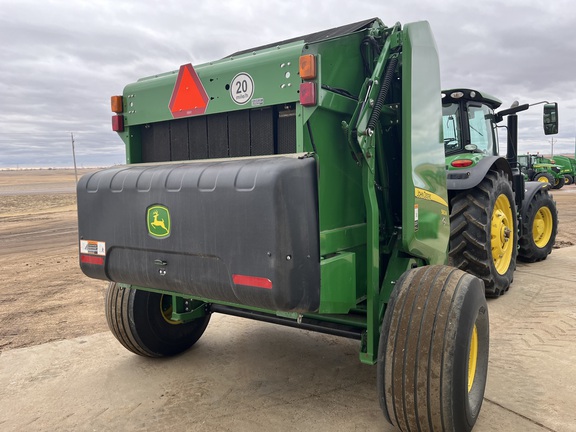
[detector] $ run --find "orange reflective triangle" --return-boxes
[169,63,210,118]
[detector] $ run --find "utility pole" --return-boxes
[71,132,78,183]
[550,137,555,157]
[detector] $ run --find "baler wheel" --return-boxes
[105,282,210,357]
[449,169,517,297]
[564,174,573,185]
[377,265,489,432]
[518,189,558,262]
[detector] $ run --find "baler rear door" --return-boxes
[77,154,320,312]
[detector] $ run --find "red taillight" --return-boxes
[80,254,104,265]
[112,115,124,132]
[299,82,316,107]
[451,159,474,168]
[232,274,273,290]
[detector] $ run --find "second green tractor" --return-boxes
[443,89,559,297]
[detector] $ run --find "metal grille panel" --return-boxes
[140,105,296,163]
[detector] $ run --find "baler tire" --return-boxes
[518,189,558,262]
[377,265,489,432]
[534,172,554,184]
[449,169,517,297]
[105,282,210,357]
[564,174,573,185]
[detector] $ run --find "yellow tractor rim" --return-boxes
[491,194,514,274]
[160,295,182,325]
[533,206,553,248]
[537,176,549,183]
[468,325,478,392]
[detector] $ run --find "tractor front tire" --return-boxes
[564,174,574,185]
[377,265,489,432]
[449,170,518,297]
[534,172,554,184]
[105,282,210,357]
[518,189,558,262]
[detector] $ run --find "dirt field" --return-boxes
[1,169,575,352]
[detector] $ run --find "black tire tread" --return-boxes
[105,282,155,356]
[378,265,489,432]
[449,170,517,297]
[518,189,558,262]
[105,282,210,357]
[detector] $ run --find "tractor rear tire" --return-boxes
[564,174,574,185]
[105,282,210,357]
[449,169,517,297]
[518,189,558,262]
[552,176,564,189]
[534,172,554,184]
[377,265,489,432]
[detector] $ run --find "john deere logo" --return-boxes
[147,205,171,238]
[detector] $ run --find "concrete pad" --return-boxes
[2,248,576,431]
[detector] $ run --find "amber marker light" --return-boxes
[299,54,316,80]
[111,95,123,113]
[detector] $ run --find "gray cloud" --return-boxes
[1,0,575,168]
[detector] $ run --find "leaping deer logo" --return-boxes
[151,210,168,232]
[147,205,171,238]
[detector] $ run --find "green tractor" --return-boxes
[517,153,566,188]
[543,155,575,186]
[79,19,494,431]
[443,89,559,297]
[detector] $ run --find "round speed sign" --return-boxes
[230,73,254,105]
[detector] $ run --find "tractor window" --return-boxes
[442,103,461,152]
[466,103,496,155]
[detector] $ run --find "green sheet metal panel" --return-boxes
[401,22,450,265]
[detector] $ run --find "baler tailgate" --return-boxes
[77,155,320,312]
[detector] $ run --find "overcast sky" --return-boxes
[1,0,575,168]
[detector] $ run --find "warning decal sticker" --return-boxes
[80,240,106,256]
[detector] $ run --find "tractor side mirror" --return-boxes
[543,103,558,135]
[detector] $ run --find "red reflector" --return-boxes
[299,82,316,107]
[81,254,104,265]
[232,274,273,290]
[451,159,474,168]
[112,115,124,132]
[169,63,210,118]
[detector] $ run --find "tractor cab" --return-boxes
[442,88,502,158]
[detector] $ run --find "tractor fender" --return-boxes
[521,181,551,220]
[446,156,512,191]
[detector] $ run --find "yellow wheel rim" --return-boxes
[533,206,553,248]
[491,194,514,274]
[160,295,181,325]
[468,325,478,392]
[537,176,549,183]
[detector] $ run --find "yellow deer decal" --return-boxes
[150,210,169,233]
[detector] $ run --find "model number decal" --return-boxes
[230,72,254,105]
